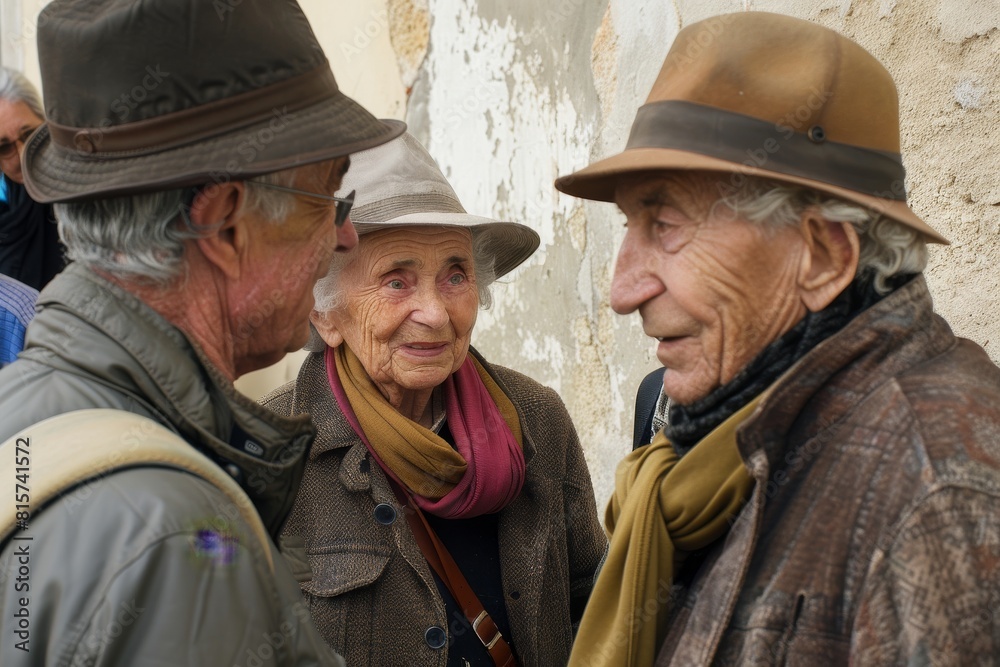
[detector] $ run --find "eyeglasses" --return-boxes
[248,180,355,228]
[0,126,41,159]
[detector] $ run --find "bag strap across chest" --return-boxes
[0,408,274,573]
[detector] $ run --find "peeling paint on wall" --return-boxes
[386,0,430,89]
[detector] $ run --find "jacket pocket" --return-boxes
[301,548,391,597]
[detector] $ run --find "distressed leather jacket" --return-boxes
[656,275,1000,665]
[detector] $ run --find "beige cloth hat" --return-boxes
[555,12,947,244]
[338,132,540,279]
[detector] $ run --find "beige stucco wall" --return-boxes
[4,1,997,509]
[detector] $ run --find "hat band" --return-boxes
[626,100,907,201]
[351,193,467,223]
[47,63,340,157]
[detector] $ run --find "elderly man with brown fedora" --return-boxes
[0,0,402,664]
[557,12,1000,667]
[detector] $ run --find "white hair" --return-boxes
[54,168,305,284]
[0,67,44,119]
[717,177,928,294]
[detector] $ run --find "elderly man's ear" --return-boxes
[186,182,249,280]
[310,310,344,348]
[796,211,861,313]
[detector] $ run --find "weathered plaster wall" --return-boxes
[397,0,1000,508]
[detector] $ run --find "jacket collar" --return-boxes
[30,263,316,537]
[736,274,954,472]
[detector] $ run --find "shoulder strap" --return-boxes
[633,369,664,449]
[390,482,520,667]
[0,409,274,573]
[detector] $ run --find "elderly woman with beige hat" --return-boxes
[263,133,605,667]
[556,11,1000,667]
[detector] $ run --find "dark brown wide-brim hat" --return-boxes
[555,11,948,244]
[22,0,404,203]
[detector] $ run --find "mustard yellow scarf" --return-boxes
[328,345,525,518]
[568,394,764,667]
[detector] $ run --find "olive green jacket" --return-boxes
[0,264,343,666]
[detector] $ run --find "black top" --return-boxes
[633,368,665,449]
[0,173,65,290]
[425,421,515,666]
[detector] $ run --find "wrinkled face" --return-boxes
[235,158,358,372]
[611,172,809,405]
[316,226,479,405]
[0,99,43,185]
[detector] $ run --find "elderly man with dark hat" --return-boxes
[557,12,1000,667]
[0,0,402,664]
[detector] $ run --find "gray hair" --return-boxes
[0,67,44,119]
[54,168,304,284]
[717,177,928,294]
[306,227,497,352]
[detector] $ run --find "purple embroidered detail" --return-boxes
[191,527,239,566]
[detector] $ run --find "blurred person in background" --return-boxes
[0,66,65,290]
[0,273,37,366]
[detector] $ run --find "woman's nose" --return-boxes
[412,285,449,328]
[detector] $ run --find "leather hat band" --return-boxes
[47,63,339,157]
[625,100,908,201]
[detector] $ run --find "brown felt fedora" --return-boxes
[555,12,948,244]
[22,0,404,203]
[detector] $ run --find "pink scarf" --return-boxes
[326,345,526,518]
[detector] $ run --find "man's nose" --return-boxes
[610,233,664,315]
[335,216,359,252]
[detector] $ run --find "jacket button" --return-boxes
[222,462,243,484]
[373,503,397,525]
[424,626,447,649]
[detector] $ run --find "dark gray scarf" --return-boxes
[665,273,907,454]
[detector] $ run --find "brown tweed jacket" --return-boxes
[655,275,1000,665]
[262,348,606,667]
